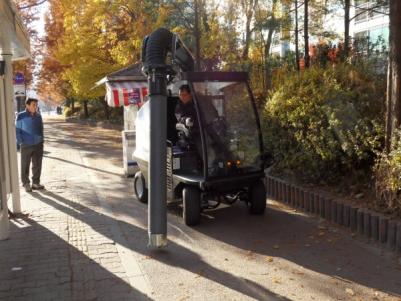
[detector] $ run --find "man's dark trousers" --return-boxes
[20,143,43,185]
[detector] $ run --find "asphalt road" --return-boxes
[44,117,401,301]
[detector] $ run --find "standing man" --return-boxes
[16,98,45,192]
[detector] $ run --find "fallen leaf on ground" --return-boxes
[318,232,325,236]
[195,270,205,278]
[266,256,274,262]
[318,225,327,230]
[273,277,281,284]
[345,288,355,296]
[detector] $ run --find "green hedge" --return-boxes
[262,63,385,183]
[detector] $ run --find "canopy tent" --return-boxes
[95,62,149,176]
[106,81,148,107]
[95,62,148,107]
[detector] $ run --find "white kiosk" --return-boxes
[0,0,30,240]
[95,63,148,177]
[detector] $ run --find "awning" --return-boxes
[106,81,148,107]
[0,0,30,59]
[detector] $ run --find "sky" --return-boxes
[32,0,48,38]
[27,0,48,99]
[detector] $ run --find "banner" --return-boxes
[105,81,148,107]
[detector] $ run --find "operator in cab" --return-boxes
[175,84,198,128]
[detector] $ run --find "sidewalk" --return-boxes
[1,117,400,301]
[0,118,150,301]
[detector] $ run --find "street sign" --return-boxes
[13,84,25,97]
[14,72,24,84]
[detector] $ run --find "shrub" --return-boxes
[374,131,401,215]
[63,106,81,117]
[262,63,385,183]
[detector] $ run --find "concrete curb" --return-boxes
[66,118,123,131]
[265,175,401,255]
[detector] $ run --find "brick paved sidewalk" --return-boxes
[0,121,151,301]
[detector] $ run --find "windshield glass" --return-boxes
[192,81,262,177]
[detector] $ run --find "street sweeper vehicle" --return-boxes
[133,28,267,239]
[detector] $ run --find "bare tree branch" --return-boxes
[18,0,47,10]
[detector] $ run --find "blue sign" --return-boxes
[14,72,25,84]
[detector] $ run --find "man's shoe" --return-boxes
[32,183,45,190]
[23,184,32,192]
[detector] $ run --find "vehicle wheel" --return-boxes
[183,186,201,226]
[248,180,266,214]
[134,171,148,203]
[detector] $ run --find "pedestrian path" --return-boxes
[0,119,151,301]
[1,117,400,301]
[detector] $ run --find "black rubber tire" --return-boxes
[134,171,148,203]
[183,186,201,226]
[248,180,267,214]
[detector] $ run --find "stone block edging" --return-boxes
[65,118,123,131]
[265,175,401,255]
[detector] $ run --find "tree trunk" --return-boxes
[304,0,310,68]
[263,29,274,92]
[388,0,401,148]
[71,99,75,112]
[264,28,274,61]
[200,0,210,33]
[344,0,351,59]
[263,0,277,92]
[385,58,393,153]
[83,100,89,118]
[102,98,110,120]
[194,0,201,71]
[295,0,300,71]
[242,0,257,61]
[243,16,252,60]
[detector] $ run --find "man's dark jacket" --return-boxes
[16,110,44,146]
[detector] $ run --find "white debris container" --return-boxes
[122,130,138,177]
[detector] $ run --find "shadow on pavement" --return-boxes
[40,117,401,299]
[44,155,122,177]
[32,190,291,301]
[0,215,152,301]
[194,202,401,297]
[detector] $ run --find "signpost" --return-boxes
[14,72,24,84]
[13,72,25,112]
